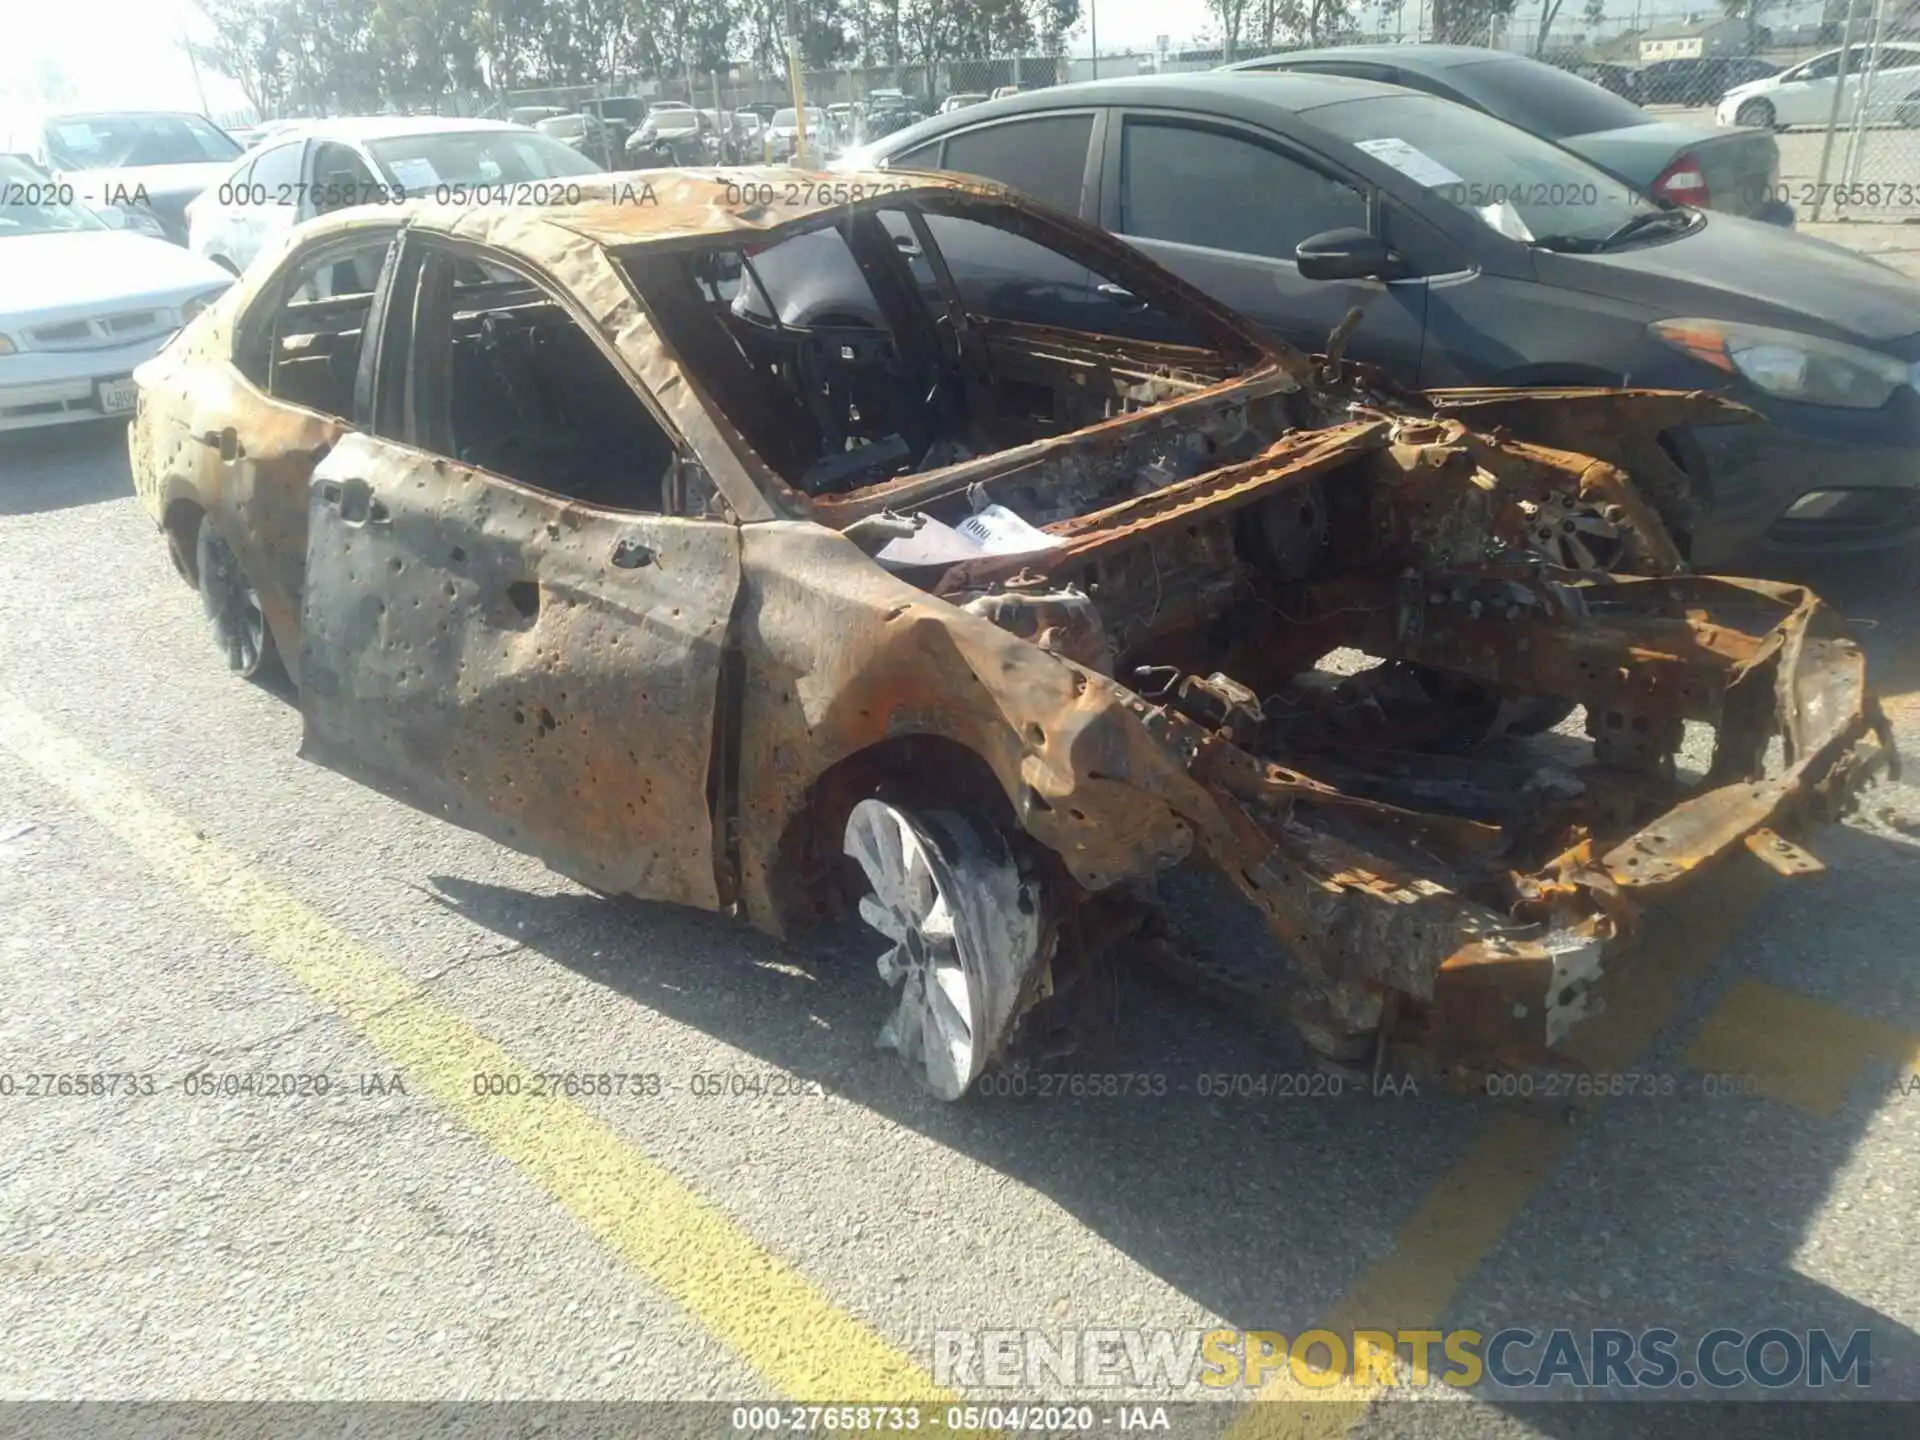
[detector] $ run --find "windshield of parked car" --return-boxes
[647,109,701,134]
[42,112,242,169]
[1442,57,1649,139]
[1308,92,1662,246]
[0,156,105,234]
[366,130,602,189]
[771,109,825,128]
[536,115,588,139]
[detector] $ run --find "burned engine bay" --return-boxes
[628,190,1893,1080]
[856,374,1891,1074]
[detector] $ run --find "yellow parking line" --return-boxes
[1684,978,1920,1117]
[0,689,942,1403]
[1225,861,1776,1439]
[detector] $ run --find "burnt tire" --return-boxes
[195,524,280,681]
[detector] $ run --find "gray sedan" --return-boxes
[852,72,1920,568]
[1226,45,1789,225]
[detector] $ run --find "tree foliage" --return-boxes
[1431,0,1516,45]
[193,0,1081,114]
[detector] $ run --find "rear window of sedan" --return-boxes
[1445,58,1650,140]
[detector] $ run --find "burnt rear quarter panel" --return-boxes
[129,270,345,679]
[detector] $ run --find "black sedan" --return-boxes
[1225,46,1786,224]
[844,72,1920,567]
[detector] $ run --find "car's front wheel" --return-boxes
[1735,98,1777,129]
[195,525,279,680]
[843,799,1046,1101]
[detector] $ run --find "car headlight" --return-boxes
[179,287,229,325]
[0,334,15,356]
[1649,318,1910,409]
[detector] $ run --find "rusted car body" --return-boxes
[128,170,1891,1098]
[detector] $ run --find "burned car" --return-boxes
[128,171,1891,1100]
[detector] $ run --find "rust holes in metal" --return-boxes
[506,581,540,623]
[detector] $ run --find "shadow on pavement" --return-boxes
[402,540,1920,1429]
[0,422,135,516]
[426,809,1920,1421]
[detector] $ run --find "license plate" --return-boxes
[95,377,137,415]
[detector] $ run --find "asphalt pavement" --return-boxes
[3,416,1920,1438]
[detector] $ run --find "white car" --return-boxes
[186,116,603,276]
[0,155,231,432]
[765,107,833,162]
[1717,42,1920,129]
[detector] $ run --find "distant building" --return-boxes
[1638,18,1750,59]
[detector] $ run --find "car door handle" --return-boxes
[199,426,241,462]
[318,478,387,525]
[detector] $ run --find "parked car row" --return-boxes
[844,70,1920,565]
[12,47,1920,571]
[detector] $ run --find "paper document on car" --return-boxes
[877,504,1062,567]
[387,158,440,192]
[1354,138,1465,189]
[956,504,1063,555]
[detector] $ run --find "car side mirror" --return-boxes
[1296,227,1400,281]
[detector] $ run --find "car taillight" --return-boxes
[1653,153,1709,208]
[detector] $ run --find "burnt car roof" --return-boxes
[384,167,1066,248]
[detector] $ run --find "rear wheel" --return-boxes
[1735,98,1776,129]
[195,525,279,680]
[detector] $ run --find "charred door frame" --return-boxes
[294,230,747,910]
